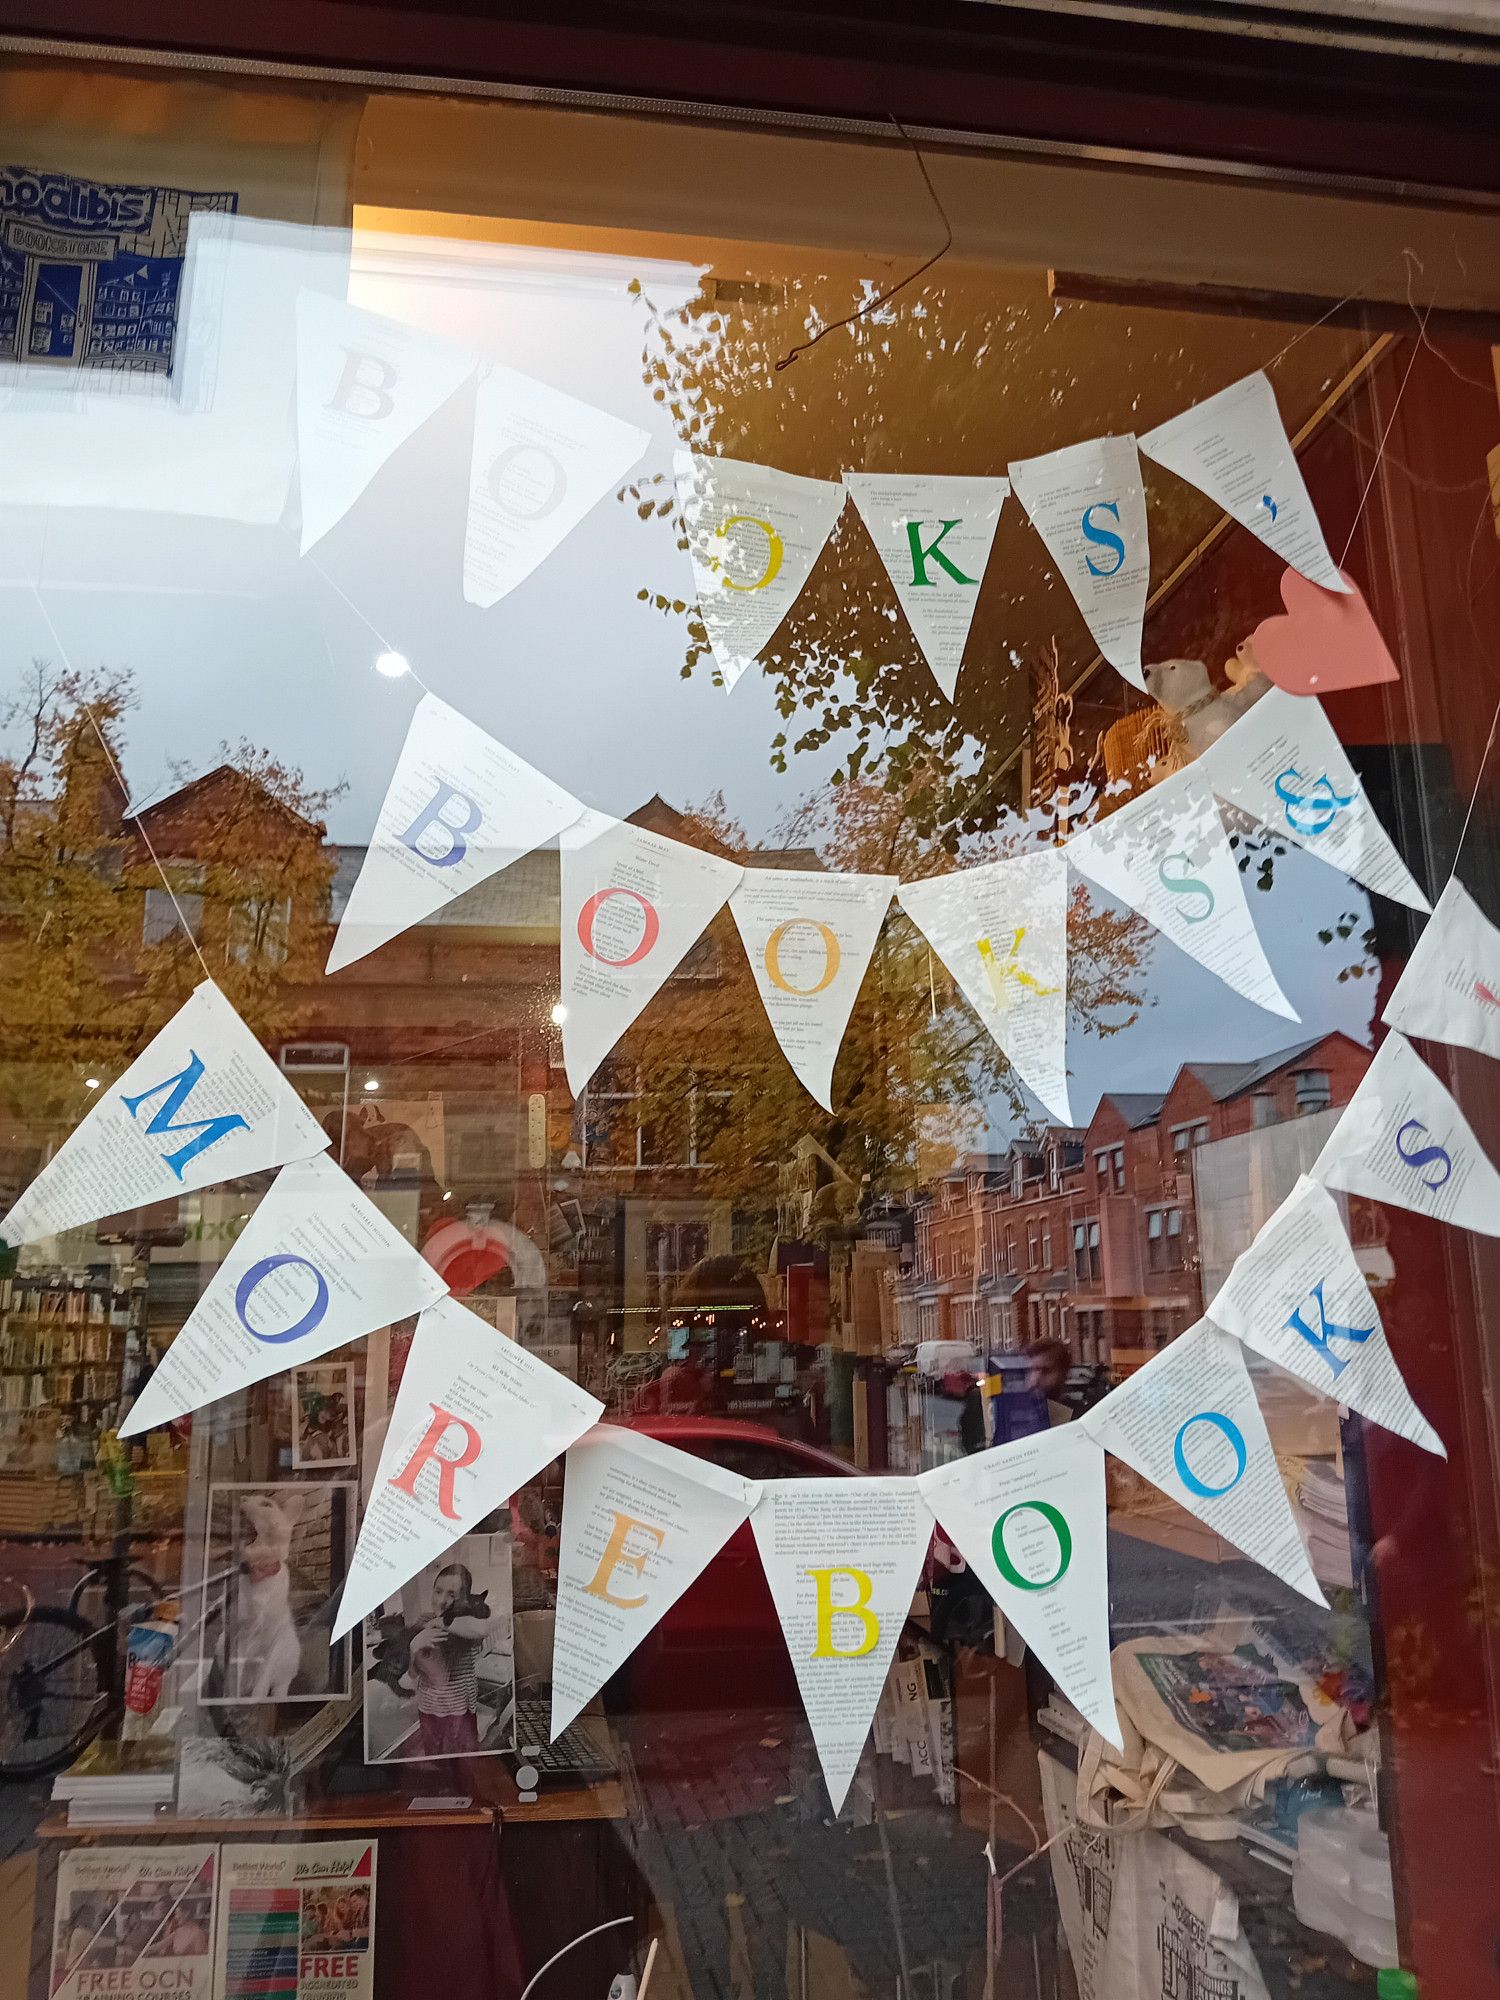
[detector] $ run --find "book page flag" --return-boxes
[1249,567,1400,696]
[463,363,649,608]
[1,981,328,1249]
[1140,372,1348,594]
[844,474,1008,701]
[1008,436,1149,691]
[1312,1031,1500,1237]
[675,452,846,692]
[918,1426,1120,1746]
[328,693,583,973]
[729,868,896,1111]
[1384,877,1500,1060]
[332,1296,603,1641]
[1200,688,1428,912]
[550,1426,756,1737]
[296,293,476,553]
[1084,1321,1324,1604]
[560,811,743,1097]
[120,1153,447,1436]
[751,1478,930,1812]
[1205,1176,1442,1454]
[900,848,1072,1122]
[1068,767,1297,1021]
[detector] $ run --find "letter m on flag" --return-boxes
[120,1051,250,1180]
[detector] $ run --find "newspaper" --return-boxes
[216,1841,376,2000]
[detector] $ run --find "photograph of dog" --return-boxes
[290,1364,356,1470]
[199,1482,354,1705]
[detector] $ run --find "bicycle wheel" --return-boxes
[67,1565,163,1625]
[0,1606,111,1782]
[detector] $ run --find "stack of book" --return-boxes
[1298,1459,1354,1590]
[52,1736,175,1826]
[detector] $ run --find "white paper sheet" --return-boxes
[1068,767,1297,1020]
[1199,688,1428,911]
[729,868,896,1111]
[1139,371,1347,593]
[844,473,1008,701]
[675,452,846,692]
[296,292,475,552]
[919,1426,1121,1745]
[1205,1175,1442,1453]
[463,363,649,607]
[1312,1030,1500,1237]
[327,692,583,973]
[332,1296,602,1640]
[550,1425,756,1736]
[1083,1321,1324,1603]
[1384,876,1500,1059]
[899,847,1072,1122]
[560,811,743,1097]
[750,1478,931,1811]
[119,1153,447,1435]
[1008,436,1149,690]
[0,980,329,1248]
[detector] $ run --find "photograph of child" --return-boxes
[360,1530,515,1764]
[290,1365,356,1469]
[199,1482,354,1705]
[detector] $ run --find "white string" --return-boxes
[1450,691,1500,878]
[303,548,434,695]
[1338,299,1432,572]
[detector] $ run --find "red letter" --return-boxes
[388,1403,482,1521]
[577,887,660,967]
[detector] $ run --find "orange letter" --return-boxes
[765,918,841,996]
[584,1509,666,1609]
[388,1404,481,1522]
[807,1566,879,1658]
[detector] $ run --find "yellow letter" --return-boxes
[977,927,1059,1012]
[583,1509,665,1609]
[716,513,784,592]
[807,1566,879,1658]
[765,918,841,996]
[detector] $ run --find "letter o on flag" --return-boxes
[990,1500,1072,1592]
[1173,1411,1248,1499]
[577,887,660,968]
[234,1255,331,1346]
[765,918,841,996]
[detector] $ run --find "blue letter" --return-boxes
[1173,1411,1247,1498]
[398,782,483,871]
[1394,1119,1453,1190]
[120,1052,250,1180]
[1081,500,1125,578]
[234,1255,330,1345]
[1283,1279,1374,1382]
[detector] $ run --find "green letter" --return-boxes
[906,518,975,588]
[990,1500,1072,1591]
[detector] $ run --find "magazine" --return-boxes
[50,1845,217,2000]
[216,1841,376,2000]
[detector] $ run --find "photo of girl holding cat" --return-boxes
[359,1529,515,1763]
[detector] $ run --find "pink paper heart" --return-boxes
[1249,567,1400,696]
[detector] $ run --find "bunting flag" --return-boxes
[296,294,475,553]
[1083,1321,1324,1604]
[550,1426,756,1737]
[1384,877,1500,1060]
[1312,1030,1500,1237]
[0,981,329,1249]
[918,1426,1121,1746]
[463,363,649,608]
[1139,372,1347,594]
[1199,688,1429,912]
[1068,767,1298,1021]
[728,868,896,1111]
[751,1478,931,1812]
[1205,1176,1442,1454]
[899,848,1072,1122]
[844,473,1008,701]
[560,810,743,1098]
[332,1296,603,1641]
[119,1152,448,1436]
[675,452,846,692]
[327,693,583,974]
[1008,436,1149,692]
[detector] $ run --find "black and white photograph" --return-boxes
[360,1528,515,1764]
[198,1482,355,1706]
[290,1364,357,1470]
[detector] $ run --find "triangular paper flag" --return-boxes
[899,848,1072,1122]
[550,1426,756,1736]
[1140,372,1348,594]
[1385,877,1500,1060]
[1068,767,1297,1020]
[1084,1321,1324,1604]
[463,363,649,608]
[296,294,475,553]
[1200,688,1428,912]
[675,452,845,692]
[328,693,583,974]
[1312,1030,1500,1237]
[560,811,743,1097]
[332,1296,603,1640]
[751,1478,930,1812]
[844,473,1008,701]
[1206,1176,1442,1454]
[120,1152,448,1436]
[729,868,896,1111]
[1,981,329,1249]
[1008,436,1149,691]
[919,1426,1120,1745]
